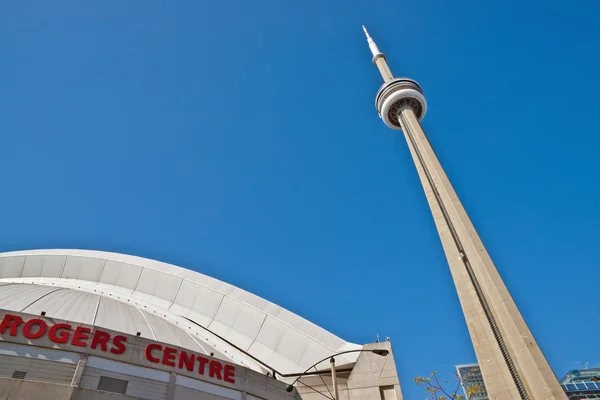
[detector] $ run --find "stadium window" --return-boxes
[12,371,26,380]
[98,376,128,394]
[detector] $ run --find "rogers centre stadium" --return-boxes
[0,249,402,400]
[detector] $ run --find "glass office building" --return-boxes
[560,365,600,400]
[455,364,489,400]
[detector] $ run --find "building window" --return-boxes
[12,371,27,380]
[98,376,128,395]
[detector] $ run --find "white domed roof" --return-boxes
[0,249,360,375]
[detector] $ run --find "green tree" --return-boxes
[414,371,483,400]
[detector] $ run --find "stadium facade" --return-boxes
[0,249,401,400]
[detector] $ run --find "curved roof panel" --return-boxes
[0,283,227,359]
[0,249,360,375]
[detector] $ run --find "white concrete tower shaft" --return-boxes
[362,27,566,400]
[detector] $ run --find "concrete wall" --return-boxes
[71,388,142,400]
[0,378,75,400]
[173,385,234,400]
[294,341,402,400]
[0,378,186,400]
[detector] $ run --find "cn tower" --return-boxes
[362,27,566,400]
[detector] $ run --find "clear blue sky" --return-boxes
[1,1,599,397]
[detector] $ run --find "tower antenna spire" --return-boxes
[361,25,393,82]
[362,25,381,58]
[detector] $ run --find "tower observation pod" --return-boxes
[362,26,567,400]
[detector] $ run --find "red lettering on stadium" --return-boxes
[0,313,235,383]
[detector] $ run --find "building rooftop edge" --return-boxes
[0,248,359,355]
